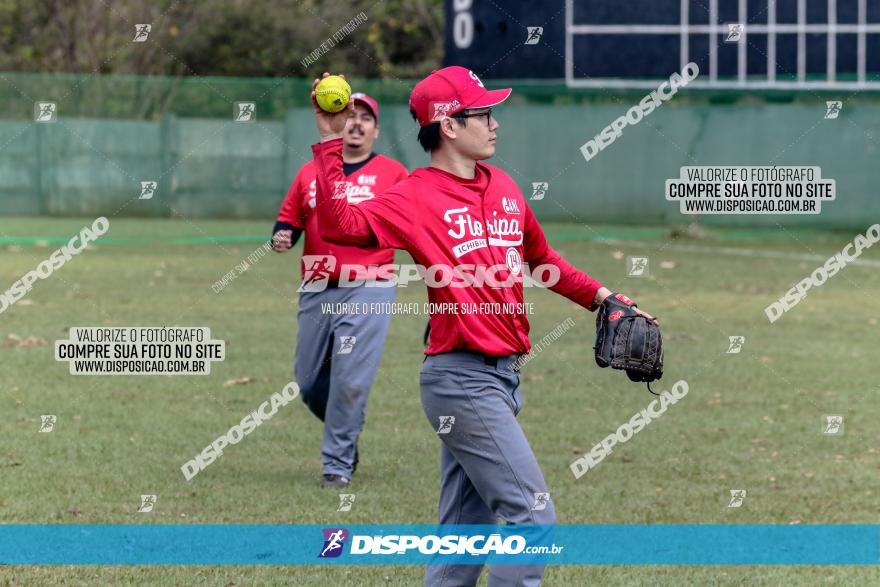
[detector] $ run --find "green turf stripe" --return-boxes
[169,235,271,245]
[548,228,669,241]
[1,232,633,245]
[0,228,837,246]
[0,237,147,245]
[0,236,269,246]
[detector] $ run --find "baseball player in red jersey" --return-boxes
[272,92,408,489]
[309,70,656,586]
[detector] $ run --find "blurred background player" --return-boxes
[272,93,409,488]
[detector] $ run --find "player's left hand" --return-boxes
[272,229,293,252]
[595,287,658,325]
[594,292,664,388]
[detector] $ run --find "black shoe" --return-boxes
[321,474,351,489]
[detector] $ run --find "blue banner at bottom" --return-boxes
[1,525,877,565]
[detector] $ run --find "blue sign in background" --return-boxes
[1,525,878,565]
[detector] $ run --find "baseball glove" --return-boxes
[594,293,664,393]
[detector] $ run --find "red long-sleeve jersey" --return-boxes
[312,138,603,356]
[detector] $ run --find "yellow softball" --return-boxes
[315,76,352,113]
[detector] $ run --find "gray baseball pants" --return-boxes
[420,351,556,587]
[295,284,396,477]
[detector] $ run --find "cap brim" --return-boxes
[352,97,378,119]
[467,87,512,109]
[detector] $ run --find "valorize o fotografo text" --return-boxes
[0,217,109,315]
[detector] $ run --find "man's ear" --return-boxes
[439,118,457,140]
[372,124,380,140]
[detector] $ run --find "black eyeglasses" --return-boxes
[453,108,493,125]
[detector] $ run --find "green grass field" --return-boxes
[1,217,879,586]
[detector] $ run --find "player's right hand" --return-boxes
[272,229,293,252]
[311,72,354,142]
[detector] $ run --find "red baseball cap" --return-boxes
[351,92,379,122]
[409,66,512,127]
